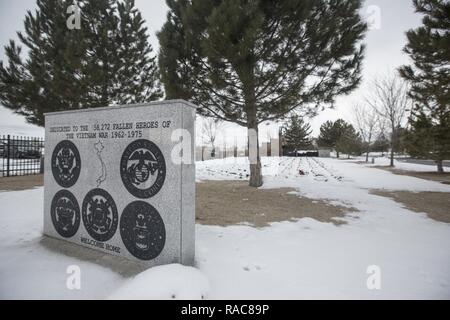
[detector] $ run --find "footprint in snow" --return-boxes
[243,264,262,271]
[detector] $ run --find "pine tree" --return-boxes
[0,0,87,126]
[399,0,450,172]
[0,0,162,127]
[317,121,336,149]
[81,0,119,107]
[392,125,408,154]
[405,112,450,172]
[372,132,390,156]
[115,0,162,104]
[318,119,352,158]
[283,114,312,153]
[335,124,362,158]
[158,0,367,187]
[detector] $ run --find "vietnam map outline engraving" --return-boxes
[94,140,107,188]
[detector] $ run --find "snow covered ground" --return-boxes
[1,157,449,299]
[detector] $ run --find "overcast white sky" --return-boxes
[0,0,422,143]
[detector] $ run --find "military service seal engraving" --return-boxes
[51,190,80,238]
[82,188,118,242]
[120,201,166,260]
[51,140,81,188]
[120,139,166,199]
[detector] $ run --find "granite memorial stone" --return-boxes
[43,100,196,266]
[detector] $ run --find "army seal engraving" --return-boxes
[51,140,81,188]
[120,139,166,199]
[82,188,118,242]
[120,201,166,260]
[51,190,80,238]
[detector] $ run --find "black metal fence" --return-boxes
[0,135,44,177]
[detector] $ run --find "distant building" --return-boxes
[270,138,281,157]
[195,133,282,161]
[318,149,331,158]
[259,142,269,157]
[279,128,330,157]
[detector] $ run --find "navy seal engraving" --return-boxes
[82,188,118,242]
[51,190,80,238]
[120,139,166,199]
[51,140,81,188]
[120,201,166,260]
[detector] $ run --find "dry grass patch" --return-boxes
[196,180,356,227]
[371,189,450,224]
[0,174,43,191]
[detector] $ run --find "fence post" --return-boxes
[40,155,45,174]
[6,135,10,177]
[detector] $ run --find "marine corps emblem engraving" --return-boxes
[120,139,166,199]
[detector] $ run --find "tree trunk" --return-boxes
[390,128,395,167]
[249,159,263,187]
[437,160,444,173]
[366,134,372,163]
[242,65,262,187]
[390,147,394,167]
[336,151,340,158]
[365,142,370,162]
[248,122,263,187]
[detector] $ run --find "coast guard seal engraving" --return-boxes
[51,190,80,238]
[82,188,118,242]
[120,139,166,199]
[120,201,166,260]
[51,140,81,188]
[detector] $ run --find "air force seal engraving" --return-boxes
[51,140,81,188]
[120,139,166,199]
[120,201,166,260]
[82,188,118,242]
[51,190,80,238]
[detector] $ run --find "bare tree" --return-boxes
[375,117,390,156]
[202,117,224,158]
[353,104,379,162]
[365,74,410,167]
